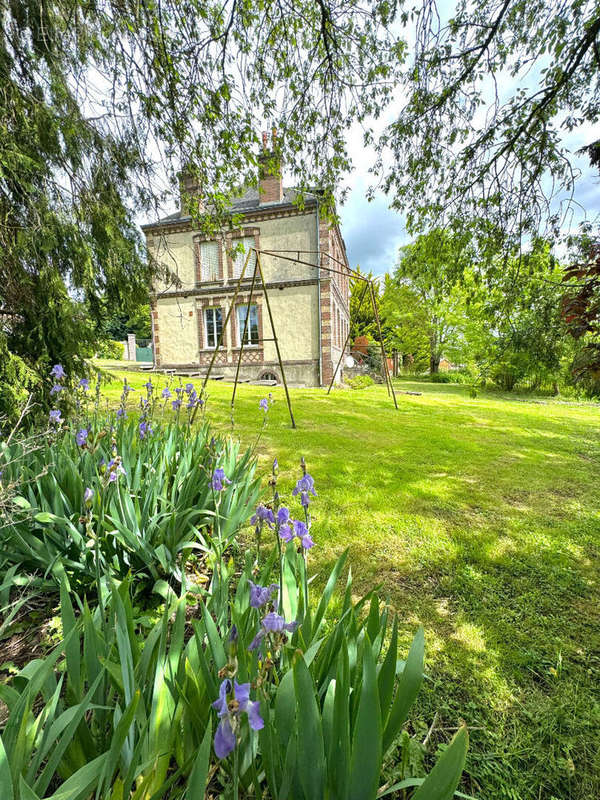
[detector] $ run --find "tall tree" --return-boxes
[392,229,473,372]
[477,246,570,390]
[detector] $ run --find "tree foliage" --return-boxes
[391,229,474,372]
[349,267,381,342]
[378,0,600,243]
[478,247,569,390]
[380,231,577,391]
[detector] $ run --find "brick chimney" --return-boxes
[179,169,204,216]
[258,128,283,204]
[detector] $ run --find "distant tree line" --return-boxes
[350,230,600,397]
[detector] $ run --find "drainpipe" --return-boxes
[307,191,322,386]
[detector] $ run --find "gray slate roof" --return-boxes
[142,187,314,230]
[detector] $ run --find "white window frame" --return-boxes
[204,307,222,349]
[237,304,259,347]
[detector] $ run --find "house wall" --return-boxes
[148,209,322,385]
[149,230,197,293]
[319,221,351,385]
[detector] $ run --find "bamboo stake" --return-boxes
[255,251,296,429]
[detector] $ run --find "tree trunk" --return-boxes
[429,324,440,374]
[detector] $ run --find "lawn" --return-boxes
[101,364,600,800]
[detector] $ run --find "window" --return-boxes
[237,304,259,346]
[199,241,220,282]
[204,307,222,348]
[232,236,257,279]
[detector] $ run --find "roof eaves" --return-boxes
[141,196,317,232]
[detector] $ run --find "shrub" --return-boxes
[96,338,125,359]
[346,374,375,390]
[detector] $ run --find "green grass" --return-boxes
[99,364,600,799]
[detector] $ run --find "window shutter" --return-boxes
[232,237,256,279]
[200,241,219,282]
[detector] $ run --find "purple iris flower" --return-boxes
[293,519,315,549]
[171,398,181,411]
[139,420,153,439]
[78,378,90,391]
[161,387,172,399]
[50,383,64,396]
[259,398,269,412]
[262,611,298,633]
[186,389,199,408]
[273,457,278,471]
[116,408,126,419]
[278,517,315,549]
[49,409,62,424]
[144,380,153,391]
[76,428,88,446]
[185,382,194,393]
[212,679,264,759]
[50,364,66,380]
[277,506,290,525]
[250,504,275,526]
[107,459,126,482]
[248,580,278,609]
[279,522,293,543]
[292,473,317,501]
[83,487,94,504]
[248,611,298,652]
[211,467,231,492]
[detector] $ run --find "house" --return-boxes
[141,132,351,386]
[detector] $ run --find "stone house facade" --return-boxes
[142,137,351,386]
